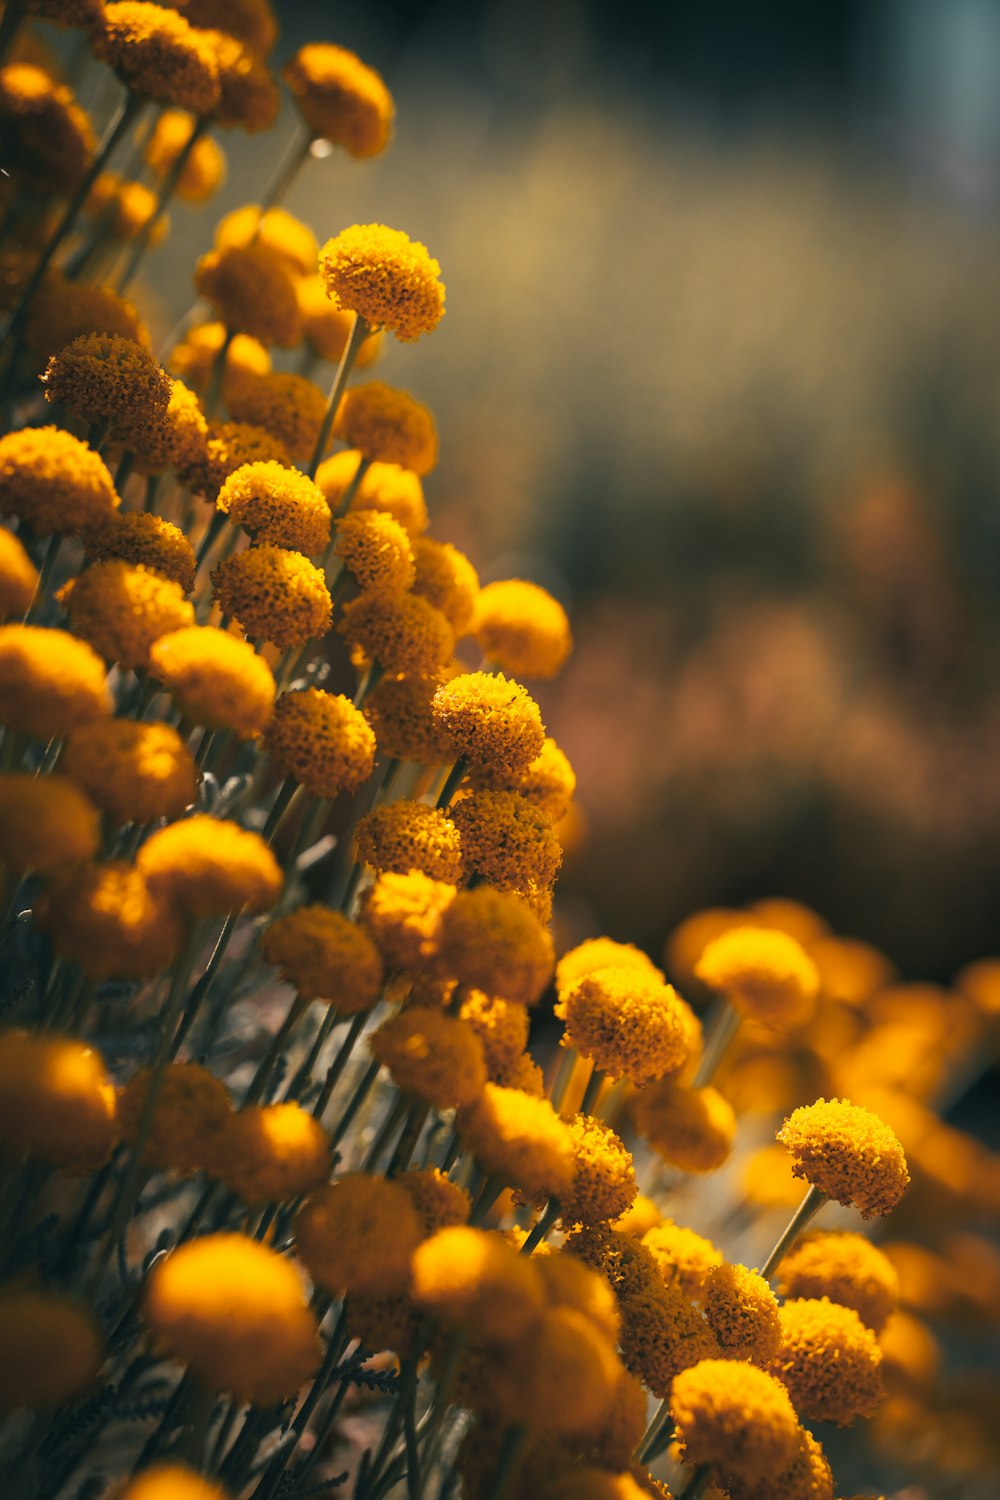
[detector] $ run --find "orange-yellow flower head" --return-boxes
[722,1427,834,1500]
[334,510,415,596]
[670,1358,800,1480]
[371,1006,488,1110]
[226,372,329,466]
[194,243,302,347]
[431,671,546,778]
[441,885,555,1005]
[0,624,110,740]
[474,579,573,680]
[642,1220,724,1303]
[359,869,457,972]
[36,861,184,981]
[695,925,819,1029]
[214,204,318,276]
[0,62,94,195]
[284,43,393,156]
[91,3,221,114]
[340,590,453,676]
[556,937,664,994]
[470,735,576,822]
[776,1097,910,1218]
[59,560,194,671]
[411,535,479,635]
[145,108,226,201]
[564,1223,660,1304]
[703,1262,782,1366]
[212,544,331,648]
[0,426,119,536]
[618,1279,720,1398]
[0,1288,102,1412]
[83,511,197,592]
[769,1296,884,1426]
[457,991,529,1080]
[631,1082,735,1174]
[458,1082,575,1202]
[115,377,208,478]
[85,171,167,244]
[317,450,428,534]
[398,1167,471,1234]
[24,272,149,355]
[169,322,270,396]
[259,904,383,1011]
[172,0,277,59]
[116,1464,229,1500]
[560,1112,637,1228]
[777,1231,900,1334]
[144,1232,320,1403]
[319,223,445,342]
[181,419,290,501]
[333,381,438,475]
[355,800,465,884]
[0,529,38,618]
[450,788,562,893]
[43,333,172,429]
[299,276,384,364]
[119,1062,233,1174]
[0,1029,117,1172]
[62,719,195,826]
[263,688,376,799]
[0,772,99,873]
[149,624,275,737]
[216,460,330,556]
[556,967,692,1085]
[363,671,452,765]
[138,814,281,917]
[198,27,278,132]
[295,1175,422,1297]
[217,1103,330,1204]
[411,1224,544,1344]
[475,1305,622,1439]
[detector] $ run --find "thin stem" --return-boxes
[205,327,235,418]
[282,1005,341,1102]
[678,1464,713,1500]
[547,1046,578,1111]
[519,1200,561,1255]
[385,1101,430,1178]
[306,313,369,480]
[487,1425,528,1500]
[168,910,240,1060]
[115,116,207,294]
[195,509,228,571]
[634,1401,673,1467]
[242,995,310,1107]
[469,1174,505,1225]
[259,123,315,214]
[328,1057,381,1143]
[693,999,742,1088]
[309,1011,368,1118]
[0,4,24,67]
[24,534,61,622]
[435,756,468,811]
[263,775,304,844]
[579,1063,605,1116]
[760,1184,828,1280]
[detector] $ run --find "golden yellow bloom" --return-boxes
[470,735,576,822]
[535,1251,621,1346]
[474,579,572,679]
[60,560,194,671]
[149,624,274,736]
[363,671,451,765]
[295,1175,422,1296]
[355,800,464,883]
[317,450,429,534]
[497,1050,547,1095]
[457,1082,575,1201]
[451,788,562,893]
[614,1194,662,1238]
[319,223,445,342]
[411,1225,544,1343]
[723,1426,833,1500]
[534,1469,652,1500]
[62,719,195,826]
[36,860,184,980]
[642,1221,724,1303]
[215,204,318,275]
[0,426,118,537]
[556,967,691,1085]
[0,624,110,739]
[878,1309,940,1397]
[703,1262,782,1366]
[259,904,382,1010]
[770,1297,884,1426]
[359,869,456,972]
[24,272,149,355]
[218,1103,329,1204]
[0,773,98,873]
[169,321,270,396]
[119,1062,233,1174]
[807,934,896,1008]
[631,1082,736,1174]
[199,28,278,132]
[618,1280,720,1398]
[746,896,830,946]
[0,1288,101,1412]
[91,2,221,114]
[458,990,529,1079]
[560,1112,637,1227]
[371,1006,487,1109]
[43,333,172,429]
[776,1097,910,1218]
[480,1306,621,1438]
[778,1231,900,1334]
[299,276,383,364]
[181,419,291,499]
[284,43,393,155]
[173,0,277,57]
[263,687,375,798]
[194,243,302,346]
[407,536,478,632]
[0,58,92,192]
[212,544,331,648]
[565,1223,660,1303]
[117,1464,230,1500]
[85,172,167,244]
[226,372,328,465]
[431,670,546,778]
[216,460,330,556]
[695,926,819,1029]
[334,510,415,595]
[333,381,438,475]
[116,377,208,477]
[0,1029,117,1171]
[556,937,663,995]
[664,907,745,992]
[441,885,555,1006]
[138,814,281,916]
[671,1358,799,1480]
[0,529,38,618]
[339,589,453,676]
[146,108,226,201]
[955,956,1000,1016]
[83,512,196,593]
[145,1232,320,1403]
[398,1167,471,1233]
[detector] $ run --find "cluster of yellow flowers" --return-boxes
[0,7,996,1500]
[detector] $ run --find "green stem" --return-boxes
[24,534,61,622]
[306,313,369,480]
[760,1184,828,1280]
[328,1056,381,1144]
[310,1010,369,1119]
[693,999,742,1088]
[385,1101,430,1178]
[579,1063,606,1116]
[263,774,303,844]
[519,1200,561,1255]
[259,123,315,214]
[242,994,310,1107]
[204,326,234,418]
[548,1047,578,1110]
[434,756,468,811]
[115,116,207,295]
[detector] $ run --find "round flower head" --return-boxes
[614,1194,662,1239]
[144,1232,320,1403]
[556,937,664,995]
[411,1225,544,1344]
[284,43,393,155]
[458,990,529,1079]
[334,510,414,596]
[474,579,573,679]
[776,1098,910,1218]
[181,419,290,501]
[119,1062,232,1173]
[333,381,438,475]
[0,62,94,194]
[198,28,278,132]
[431,671,546,781]
[560,1112,637,1228]
[778,1231,900,1334]
[477,1305,621,1438]
[295,1175,422,1297]
[138,814,281,917]
[618,1279,720,1398]
[355,800,464,883]
[0,1289,101,1411]
[556,967,692,1085]
[212,545,331,648]
[216,461,330,555]
[0,529,38,618]
[43,333,172,429]
[695,925,819,1029]
[770,1297,883,1426]
[457,1082,575,1202]
[0,428,119,537]
[63,719,195,826]
[86,172,167,244]
[0,624,110,740]
[471,735,576,822]
[451,789,562,893]
[117,1464,230,1500]
[411,536,479,635]
[363,671,451,764]
[398,1167,471,1233]
[671,1358,800,1481]
[172,0,277,57]
[263,688,376,799]
[194,242,301,346]
[60,561,194,671]
[36,861,184,980]
[564,1223,661,1304]
[0,1030,117,1171]
[146,108,226,200]
[91,2,221,114]
[260,905,382,1010]
[149,624,275,737]
[497,1050,547,1096]
[218,1103,330,1204]
[642,1221,724,1303]
[317,450,428,534]
[115,377,208,478]
[24,272,148,355]
[723,1426,834,1500]
[169,322,270,397]
[0,773,98,873]
[340,590,453,677]
[441,886,555,1006]
[319,223,445,342]
[359,869,456,972]
[371,1007,487,1110]
[299,275,384,364]
[215,204,317,275]
[631,1083,736,1174]
[83,511,196,592]
[535,1252,621,1347]
[226,372,328,466]
[703,1262,782,1366]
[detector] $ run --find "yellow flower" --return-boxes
[215,204,318,276]
[36,860,184,981]
[216,460,330,556]
[556,936,664,994]
[91,2,221,115]
[450,788,562,893]
[555,967,692,1085]
[181,419,291,499]
[0,1289,102,1412]
[722,1427,834,1500]
[144,1232,320,1403]
[119,1062,233,1174]
[0,624,110,739]
[777,1231,900,1334]
[642,1221,724,1303]
[355,800,465,884]
[398,1167,471,1233]
[363,671,452,765]
[457,1082,575,1202]
[62,719,195,825]
[138,814,281,916]
[0,61,94,194]
[695,926,819,1029]
[226,372,329,466]
[85,171,167,243]
[441,885,555,1006]
[299,276,384,364]
[339,590,453,677]
[316,450,428,534]
[469,735,576,822]
[0,772,99,873]
[194,243,302,346]
[284,43,394,156]
[560,1112,637,1228]
[457,990,529,1079]
[149,624,275,736]
[0,529,38,618]
[807,933,896,1008]
[169,321,270,395]
[0,426,118,536]
[212,544,331,648]
[334,510,415,596]
[540,1473,653,1500]
[411,535,479,635]
[43,333,172,429]
[333,381,438,475]
[477,1306,622,1438]
[0,1029,117,1171]
[117,1464,230,1500]
[359,869,457,972]
[263,687,375,799]
[218,1103,330,1204]
[60,560,194,671]
[431,670,546,778]
[295,1175,423,1297]
[776,1097,910,1218]
[371,1006,488,1109]
[770,1297,884,1426]
[199,28,278,132]
[259,904,383,1010]
[411,1225,544,1344]
[115,377,208,477]
[703,1262,782,1366]
[631,1083,736,1174]
[613,1194,662,1239]
[670,1358,800,1480]
[618,1280,720,1398]
[172,0,277,58]
[83,511,196,592]
[664,906,745,993]
[535,1252,621,1346]
[24,271,149,354]
[146,108,226,201]
[474,579,572,679]
[564,1223,660,1304]
[319,223,445,342]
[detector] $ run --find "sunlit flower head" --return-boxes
[776,1097,910,1218]
[218,1102,330,1204]
[138,814,281,916]
[721,1426,834,1500]
[411,1224,544,1344]
[0,426,118,536]
[284,43,393,156]
[564,1223,660,1304]
[363,671,452,765]
[119,1061,233,1174]
[115,377,208,478]
[259,904,383,1010]
[172,0,277,57]
[24,271,148,354]
[0,529,38,618]
[0,1289,102,1412]
[194,243,302,346]
[333,381,438,475]
[85,171,167,244]
[695,925,819,1029]
[215,203,318,275]
[90,3,221,115]
[410,535,479,635]
[617,1279,720,1398]
[37,860,184,981]
[216,461,330,555]
[457,990,529,1080]
[470,735,576,822]
[670,1358,800,1480]
[83,510,197,592]
[334,510,414,596]
[359,869,456,972]
[59,560,194,671]
[63,718,195,826]
[0,624,110,740]
[451,788,562,893]
[0,772,99,873]
[116,1464,229,1500]
[441,885,555,1006]
[556,967,692,1085]
[226,372,328,466]
[179,419,290,500]
[316,449,428,534]
[212,544,331,648]
[559,1112,637,1228]
[0,1029,117,1173]
[631,1082,735,1174]
[642,1220,724,1303]
[355,800,465,883]
[340,590,453,676]
[474,579,572,679]
[371,1006,487,1110]
[458,1082,575,1202]
[770,1297,884,1426]
[145,107,226,200]
[149,624,275,736]
[43,333,172,429]
[263,688,376,799]
[169,321,270,396]
[198,27,278,132]
[431,671,546,778]
[295,1175,422,1297]
[703,1262,782,1366]
[0,61,94,193]
[778,1231,900,1334]
[319,223,445,342]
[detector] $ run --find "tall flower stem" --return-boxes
[693,999,742,1087]
[242,994,310,1106]
[307,1011,368,1115]
[115,116,207,295]
[634,1403,673,1466]
[435,756,468,811]
[760,1183,828,1279]
[306,313,369,480]
[259,123,315,215]
[0,4,24,66]
[519,1199,561,1255]
[24,535,61,622]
